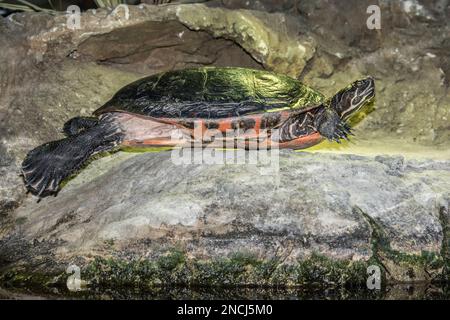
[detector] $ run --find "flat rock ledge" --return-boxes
[0,151,449,290]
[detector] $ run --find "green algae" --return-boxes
[14,217,27,225]
[82,250,372,288]
[0,249,370,289]
[1,213,448,293]
[0,243,448,299]
[355,206,446,283]
[438,206,450,279]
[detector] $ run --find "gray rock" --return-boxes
[297,0,450,146]
[0,3,449,288]
[1,151,449,284]
[374,155,405,176]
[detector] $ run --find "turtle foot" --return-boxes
[22,121,123,199]
[315,108,353,143]
[329,121,353,143]
[21,140,67,197]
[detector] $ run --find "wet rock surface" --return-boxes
[0,1,449,287]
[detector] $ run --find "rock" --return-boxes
[207,0,301,13]
[175,5,315,76]
[296,0,450,146]
[374,155,405,176]
[0,2,449,291]
[1,151,449,286]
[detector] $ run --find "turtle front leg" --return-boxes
[63,116,99,137]
[314,108,353,143]
[22,119,123,197]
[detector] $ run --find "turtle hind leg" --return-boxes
[63,116,99,137]
[22,122,123,197]
[315,108,353,143]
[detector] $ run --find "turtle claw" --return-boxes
[329,121,353,143]
[315,109,354,144]
[342,123,354,136]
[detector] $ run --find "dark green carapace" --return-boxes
[94,67,325,118]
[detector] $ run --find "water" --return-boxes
[1,283,449,300]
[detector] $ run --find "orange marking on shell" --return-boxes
[252,115,262,134]
[277,132,324,149]
[245,132,323,150]
[199,120,207,134]
[218,119,232,133]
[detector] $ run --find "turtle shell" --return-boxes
[94,67,324,119]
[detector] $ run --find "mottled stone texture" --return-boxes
[1,151,449,284]
[0,1,449,287]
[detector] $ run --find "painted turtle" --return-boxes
[22,67,375,197]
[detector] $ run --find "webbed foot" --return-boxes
[329,121,353,143]
[315,108,353,143]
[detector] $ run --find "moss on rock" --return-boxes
[357,206,446,283]
[83,250,370,288]
[0,244,447,299]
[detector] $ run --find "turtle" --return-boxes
[21,67,375,197]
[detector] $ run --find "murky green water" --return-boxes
[1,283,449,300]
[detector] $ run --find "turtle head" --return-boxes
[329,77,375,121]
